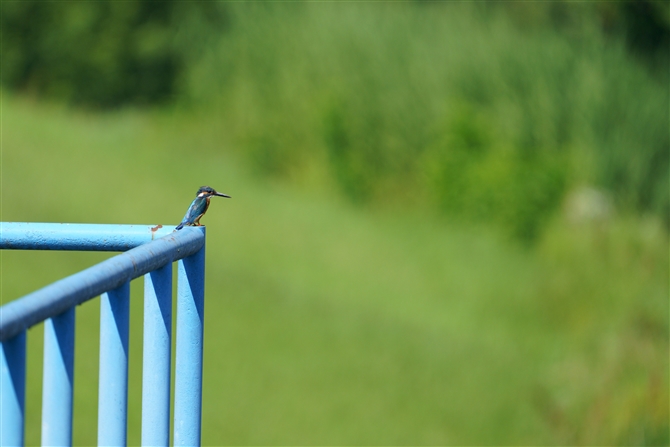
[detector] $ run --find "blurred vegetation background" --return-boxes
[1,1,668,445]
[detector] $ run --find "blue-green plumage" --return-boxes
[176,186,230,230]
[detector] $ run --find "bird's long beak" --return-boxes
[214,192,231,198]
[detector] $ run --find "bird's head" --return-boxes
[196,186,231,199]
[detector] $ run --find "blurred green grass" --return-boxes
[1,94,667,445]
[183,2,668,240]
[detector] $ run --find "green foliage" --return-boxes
[183,3,667,241]
[0,1,226,106]
[422,104,568,242]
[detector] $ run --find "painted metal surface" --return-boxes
[98,282,130,447]
[0,331,26,447]
[174,246,206,446]
[142,264,173,447]
[0,223,208,446]
[0,226,205,342]
[0,222,175,251]
[41,308,75,446]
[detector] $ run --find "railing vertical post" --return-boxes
[141,264,172,447]
[41,308,75,446]
[0,331,26,447]
[98,282,130,446]
[174,230,206,446]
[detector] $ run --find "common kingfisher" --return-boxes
[175,186,231,230]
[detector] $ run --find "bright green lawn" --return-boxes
[1,96,667,445]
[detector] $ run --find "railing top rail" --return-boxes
[0,222,176,251]
[0,226,205,342]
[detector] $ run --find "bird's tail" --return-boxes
[175,222,184,231]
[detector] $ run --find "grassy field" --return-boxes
[1,95,667,445]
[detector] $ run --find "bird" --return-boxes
[175,186,231,230]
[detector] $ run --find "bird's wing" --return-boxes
[181,197,207,224]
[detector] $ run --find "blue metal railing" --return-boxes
[0,222,208,446]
